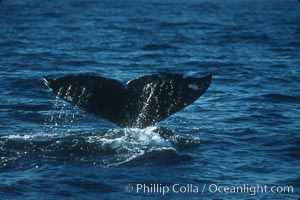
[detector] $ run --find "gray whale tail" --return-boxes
[43,73,212,128]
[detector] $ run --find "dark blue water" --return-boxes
[1,0,300,199]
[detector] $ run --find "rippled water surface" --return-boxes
[0,0,300,199]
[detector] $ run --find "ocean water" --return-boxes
[0,0,300,199]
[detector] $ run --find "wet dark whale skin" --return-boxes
[43,73,212,128]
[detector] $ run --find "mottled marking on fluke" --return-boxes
[43,73,212,128]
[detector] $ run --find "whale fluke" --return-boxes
[43,73,212,128]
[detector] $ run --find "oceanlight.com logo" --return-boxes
[124,183,294,196]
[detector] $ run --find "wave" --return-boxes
[3,104,52,112]
[260,93,300,103]
[118,148,193,167]
[0,127,200,168]
[141,44,177,51]
[57,60,101,67]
